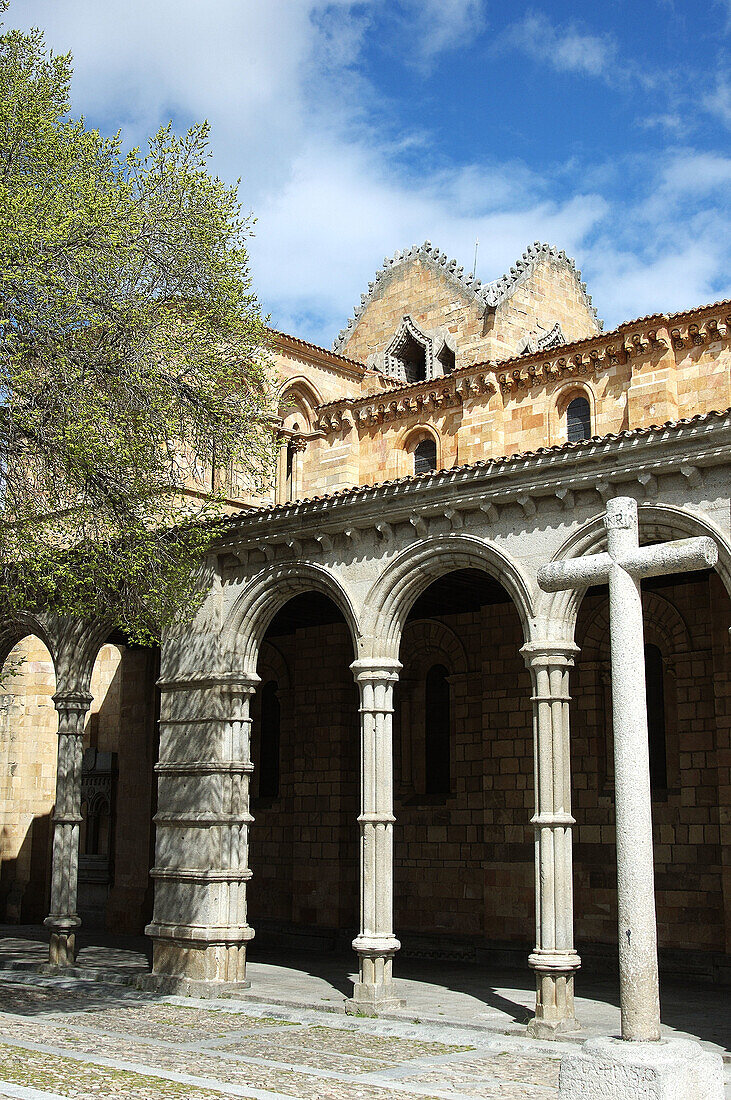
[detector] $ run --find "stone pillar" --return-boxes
[145,672,258,993]
[521,642,581,1037]
[44,689,93,967]
[290,436,307,501]
[275,436,289,505]
[346,658,404,1014]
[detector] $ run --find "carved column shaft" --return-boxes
[45,690,93,967]
[521,643,581,1037]
[346,658,404,1015]
[146,672,258,991]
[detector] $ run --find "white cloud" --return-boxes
[705,77,731,127]
[8,0,731,342]
[502,10,617,79]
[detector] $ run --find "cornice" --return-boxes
[213,410,731,557]
[270,329,368,380]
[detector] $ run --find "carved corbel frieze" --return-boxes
[670,328,684,350]
[647,329,668,351]
[688,323,704,346]
[555,487,575,512]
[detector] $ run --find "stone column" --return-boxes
[346,658,404,1014]
[145,672,258,993]
[44,689,93,967]
[275,436,289,505]
[290,436,307,501]
[521,642,581,1036]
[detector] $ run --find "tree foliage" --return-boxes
[0,6,275,641]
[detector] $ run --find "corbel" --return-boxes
[680,464,702,488]
[670,328,684,350]
[479,501,499,524]
[316,533,333,552]
[555,487,575,511]
[595,478,614,503]
[262,544,276,562]
[376,522,393,541]
[704,318,720,343]
[344,527,362,545]
[443,507,463,530]
[637,471,657,499]
[409,513,428,538]
[285,537,302,557]
[517,493,536,517]
[688,323,704,346]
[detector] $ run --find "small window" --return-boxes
[566,396,591,441]
[645,644,667,791]
[259,680,281,798]
[414,438,437,475]
[398,332,427,382]
[425,664,450,794]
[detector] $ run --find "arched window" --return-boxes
[425,664,450,794]
[414,438,437,475]
[644,644,667,791]
[259,680,281,798]
[566,396,591,441]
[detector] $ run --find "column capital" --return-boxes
[350,658,402,685]
[520,641,579,672]
[51,690,93,715]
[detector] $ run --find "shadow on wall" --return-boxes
[0,815,53,924]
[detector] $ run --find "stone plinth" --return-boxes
[558,1037,724,1100]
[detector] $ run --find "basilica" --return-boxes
[1,240,729,1034]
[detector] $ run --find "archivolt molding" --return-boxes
[222,561,360,676]
[399,618,470,677]
[536,502,731,634]
[257,640,291,691]
[579,590,693,660]
[0,612,112,697]
[359,533,537,661]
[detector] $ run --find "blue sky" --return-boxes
[11,0,731,347]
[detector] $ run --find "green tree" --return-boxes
[0,5,275,641]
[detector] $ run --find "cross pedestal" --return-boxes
[538,497,723,1099]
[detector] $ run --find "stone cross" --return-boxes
[538,497,718,1042]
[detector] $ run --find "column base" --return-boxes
[558,1037,724,1099]
[528,952,582,1038]
[346,938,405,1016]
[147,925,254,986]
[44,917,80,967]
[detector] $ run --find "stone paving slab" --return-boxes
[0,966,728,1099]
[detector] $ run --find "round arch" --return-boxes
[360,534,537,661]
[399,618,470,678]
[277,376,325,433]
[549,380,597,445]
[397,424,442,477]
[579,588,693,660]
[223,562,361,675]
[257,639,292,691]
[537,501,731,635]
[0,613,56,672]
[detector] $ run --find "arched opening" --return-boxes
[566,395,591,441]
[77,638,160,935]
[248,590,359,953]
[397,331,427,383]
[414,437,437,475]
[0,634,57,924]
[393,566,533,962]
[571,564,728,976]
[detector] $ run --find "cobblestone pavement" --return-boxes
[0,975,567,1099]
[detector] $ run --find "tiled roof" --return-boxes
[269,328,367,370]
[230,408,731,520]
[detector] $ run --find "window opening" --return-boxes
[644,644,667,790]
[398,332,427,383]
[414,438,437,475]
[425,664,450,794]
[566,396,591,442]
[259,680,281,798]
[285,443,294,499]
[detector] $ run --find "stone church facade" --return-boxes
[1,242,729,1034]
